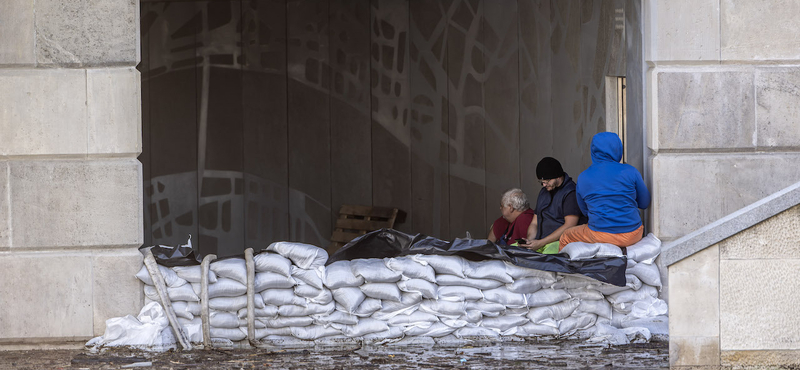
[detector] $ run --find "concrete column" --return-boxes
[0,0,142,343]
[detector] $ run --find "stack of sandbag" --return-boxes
[130,234,667,348]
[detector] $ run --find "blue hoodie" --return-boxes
[576,132,650,233]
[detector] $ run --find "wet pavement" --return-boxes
[1,339,669,369]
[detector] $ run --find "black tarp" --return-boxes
[327,229,627,286]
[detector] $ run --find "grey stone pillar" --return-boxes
[0,0,143,342]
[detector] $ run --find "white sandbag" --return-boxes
[261,289,307,307]
[360,282,402,302]
[208,294,264,312]
[363,326,405,341]
[91,302,172,348]
[592,275,642,295]
[419,300,467,316]
[136,265,187,288]
[209,258,248,285]
[176,317,203,344]
[350,259,402,283]
[439,317,469,328]
[385,257,436,283]
[503,307,530,316]
[244,318,266,329]
[171,265,217,284]
[333,318,389,337]
[463,310,483,323]
[503,262,558,284]
[144,284,199,302]
[481,316,530,332]
[527,298,580,324]
[620,315,668,336]
[551,274,595,289]
[561,242,623,260]
[621,326,652,343]
[454,327,500,338]
[266,241,328,269]
[518,322,560,336]
[387,311,440,327]
[210,327,246,341]
[309,288,333,305]
[332,287,366,313]
[463,260,513,283]
[205,277,248,298]
[290,325,342,340]
[506,278,544,294]
[588,322,630,345]
[481,287,527,307]
[261,316,313,328]
[465,300,506,313]
[253,252,293,276]
[403,322,456,337]
[313,310,359,326]
[527,289,572,307]
[238,305,278,319]
[577,299,612,320]
[323,261,364,289]
[437,286,483,301]
[559,313,597,336]
[627,261,662,288]
[567,288,605,301]
[352,298,382,317]
[278,301,335,317]
[171,301,195,320]
[397,278,438,299]
[628,296,669,319]
[436,274,504,290]
[208,310,240,329]
[608,285,658,305]
[626,233,662,264]
[371,292,423,320]
[411,254,466,278]
[291,266,324,290]
[294,283,323,299]
[259,335,314,347]
[254,271,297,291]
[253,327,293,340]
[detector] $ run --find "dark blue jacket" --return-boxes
[576,132,651,233]
[534,173,584,239]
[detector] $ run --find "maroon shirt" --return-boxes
[491,208,535,244]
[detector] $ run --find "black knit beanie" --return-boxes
[536,157,564,180]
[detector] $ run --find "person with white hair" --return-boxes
[487,188,535,245]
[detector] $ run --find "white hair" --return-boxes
[501,188,529,212]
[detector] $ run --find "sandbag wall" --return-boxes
[137,235,667,347]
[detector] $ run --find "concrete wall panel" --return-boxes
[91,249,144,336]
[721,0,800,61]
[650,0,719,62]
[720,205,800,260]
[720,259,800,350]
[0,69,87,156]
[652,153,800,240]
[88,67,142,156]
[0,162,8,248]
[35,0,138,66]
[756,69,800,148]
[0,0,35,65]
[9,159,142,249]
[656,71,755,150]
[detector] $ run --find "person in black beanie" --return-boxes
[519,157,585,252]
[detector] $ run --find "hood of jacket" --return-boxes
[590,132,623,164]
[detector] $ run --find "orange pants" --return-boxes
[558,224,644,251]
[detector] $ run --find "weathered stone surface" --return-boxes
[652,153,800,240]
[0,0,35,65]
[648,0,720,62]
[669,336,721,367]
[722,349,800,367]
[0,252,94,338]
[0,69,87,156]
[35,0,138,66]
[656,71,754,150]
[92,249,143,336]
[721,0,800,61]
[9,159,142,248]
[720,259,800,350]
[0,161,8,248]
[720,205,800,260]
[669,245,719,338]
[755,69,800,148]
[88,67,142,155]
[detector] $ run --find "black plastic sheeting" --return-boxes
[327,229,627,287]
[141,237,202,267]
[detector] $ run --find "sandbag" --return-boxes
[527,299,580,324]
[171,301,198,320]
[360,283,402,302]
[253,252,293,276]
[291,266,324,290]
[332,287,366,314]
[238,305,278,319]
[626,261,662,288]
[577,299,612,320]
[278,301,335,317]
[294,283,324,299]
[144,284,199,302]
[436,274,504,290]
[419,300,467,316]
[371,292,423,320]
[481,287,527,307]
[518,322,560,336]
[465,300,506,313]
[464,260,513,283]
[567,288,604,301]
[403,322,456,337]
[385,257,436,283]
[411,254,466,278]
[503,261,557,284]
[350,259,402,283]
[387,311,439,327]
[333,318,389,337]
[481,316,529,332]
[171,265,217,284]
[290,325,342,340]
[437,286,483,302]
[506,278,544,294]
[352,298,382,317]
[397,278,437,299]
[209,259,248,285]
[560,242,623,260]
[208,294,264,312]
[626,233,662,264]
[210,327,246,341]
[454,327,500,338]
[313,310,359,326]
[261,289,307,307]
[208,310,240,329]
[323,261,364,289]
[266,241,328,269]
[559,313,597,336]
[261,316,313,328]
[254,272,296,291]
[204,277,247,298]
[136,265,187,288]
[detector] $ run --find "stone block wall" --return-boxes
[0,0,143,344]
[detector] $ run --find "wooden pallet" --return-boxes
[328,204,398,254]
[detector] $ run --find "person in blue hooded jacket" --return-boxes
[558,132,650,250]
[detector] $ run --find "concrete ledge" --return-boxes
[663,181,800,266]
[721,350,800,367]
